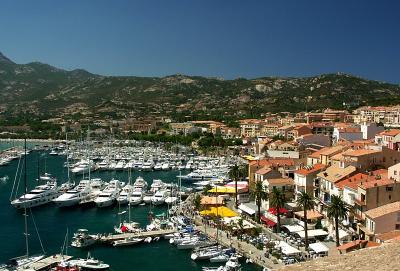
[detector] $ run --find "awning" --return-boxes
[294,210,323,220]
[338,229,350,240]
[208,186,247,194]
[296,229,329,239]
[274,241,301,255]
[200,206,238,217]
[261,216,277,227]
[282,225,304,233]
[268,207,288,215]
[238,203,256,215]
[309,242,329,254]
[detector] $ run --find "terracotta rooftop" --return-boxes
[376,231,400,242]
[294,163,326,176]
[344,149,380,157]
[249,159,295,168]
[379,129,400,137]
[308,147,330,159]
[337,240,380,251]
[265,178,294,186]
[319,145,348,156]
[294,210,323,220]
[336,173,368,190]
[317,165,357,183]
[358,171,394,189]
[255,167,272,175]
[364,201,400,219]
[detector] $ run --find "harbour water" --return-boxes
[0,146,259,271]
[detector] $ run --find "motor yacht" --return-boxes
[53,180,91,207]
[128,189,144,206]
[11,181,61,209]
[94,179,124,207]
[151,190,169,205]
[142,161,154,171]
[161,162,170,170]
[112,237,143,247]
[153,163,162,171]
[133,176,148,191]
[67,253,109,270]
[71,229,99,248]
[116,183,134,205]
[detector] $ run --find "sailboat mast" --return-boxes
[24,138,29,257]
[66,133,70,182]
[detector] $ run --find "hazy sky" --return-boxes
[1,0,399,83]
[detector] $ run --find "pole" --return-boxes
[24,138,29,257]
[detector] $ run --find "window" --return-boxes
[387,187,393,192]
[397,213,400,222]
[396,224,400,230]
[389,195,392,200]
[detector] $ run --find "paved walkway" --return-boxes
[193,215,284,270]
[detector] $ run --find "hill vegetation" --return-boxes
[1,52,400,122]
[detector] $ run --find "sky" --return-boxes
[0,0,399,83]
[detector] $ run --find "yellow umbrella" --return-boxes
[200,206,238,218]
[208,186,237,194]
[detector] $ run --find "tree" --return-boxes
[202,184,213,196]
[269,187,287,233]
[253,180,268,223]
[327,195,349,247]
[296,192,315,250]
[193,193,202,211]
[229,164,240,208]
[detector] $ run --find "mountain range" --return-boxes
[1,52,400,121]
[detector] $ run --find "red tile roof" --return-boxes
[249,159,295,168]
[379,129,400,137]
[295,163,326,176]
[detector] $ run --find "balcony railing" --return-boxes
[354,198,366,206]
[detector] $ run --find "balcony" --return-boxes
[354,198,366,206]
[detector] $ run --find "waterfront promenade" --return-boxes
[181,194,284,270]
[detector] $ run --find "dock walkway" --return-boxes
[29,254,72,270]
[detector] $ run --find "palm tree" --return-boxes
[253,180,268,223]
[327,195,349,247]
[269,187,286,233]
[229,164,240,208]
[193,193,202,211]
[296,192,315,250]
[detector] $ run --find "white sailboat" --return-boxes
[2,140,46,270]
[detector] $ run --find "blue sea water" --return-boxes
[0,148,259,271]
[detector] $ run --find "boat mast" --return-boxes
[66,133,71,183]
[23,138,29,257]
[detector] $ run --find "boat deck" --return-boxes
[100,229,176,243]
[29,254,73,270]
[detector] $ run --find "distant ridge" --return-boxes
[0,52,400,120]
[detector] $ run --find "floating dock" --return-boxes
[29,254,73,270]
[100,229,177,243]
